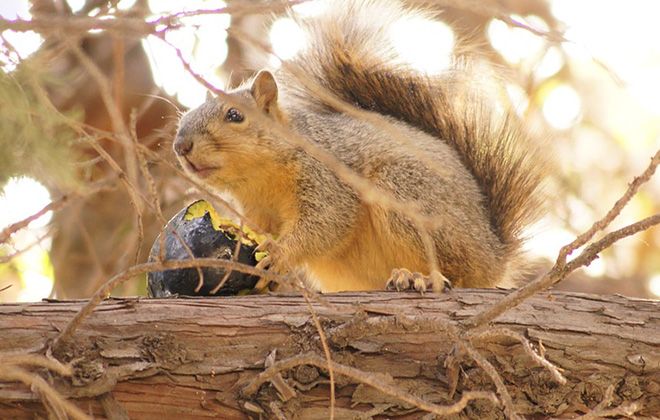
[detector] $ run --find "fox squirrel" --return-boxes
[173,0,547,292]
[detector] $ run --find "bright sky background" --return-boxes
[1,0,659,300]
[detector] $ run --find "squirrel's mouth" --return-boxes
[183,157,219,178]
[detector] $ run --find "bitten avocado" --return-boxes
[147,200,265,297]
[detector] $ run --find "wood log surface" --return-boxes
[0,290,658,419]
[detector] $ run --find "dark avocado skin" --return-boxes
[147,209,260,297]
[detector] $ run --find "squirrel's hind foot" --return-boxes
[386,268,452,294]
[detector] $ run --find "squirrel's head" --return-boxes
[173,70,292,189]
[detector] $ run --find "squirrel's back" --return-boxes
[279,0,546,259]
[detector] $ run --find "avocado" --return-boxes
[147,200,264,297]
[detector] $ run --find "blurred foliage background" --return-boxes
[0,0,658,302]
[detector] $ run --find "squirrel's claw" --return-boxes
[253,239,288,291]
[255,253,272,271]
[254,238,277,271]
[253,250,275,292]
[386,268,452,294]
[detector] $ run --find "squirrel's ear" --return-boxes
[250,70,280,117]
[206,90,214,101]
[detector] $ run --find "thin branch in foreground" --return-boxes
[565,213,660,272]
[329,314,517,418]
[557,148,660,265]
[303,290,336,420]
[208,227,243,294]
[0,195,69,245]
[415,316,518,417]
[472,327,566,385]
[460,342,520,420]
[578,401,641,419]
[52,258,288,349]
[0,177,117,250]
[0,354,72,377]
[263,350,297,402]
[466,149,660,330]
[467,211,660,331]
[575,384,642,419]
[62,36,147,267]
[0,230,51,264]
[0,366,91,420]
[0,2,296,36]
[242,352,499,417]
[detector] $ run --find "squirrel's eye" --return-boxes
[225,108,244,123]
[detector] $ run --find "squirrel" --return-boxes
[172,0,547,292]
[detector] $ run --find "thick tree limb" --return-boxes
[0,290,657,419]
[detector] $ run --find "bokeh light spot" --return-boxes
[542,84,582,130]
[269,18,307,62]
[649,274,660,298]
[487,16,545,65]
[390,16,454,75]
[0,177,52,231]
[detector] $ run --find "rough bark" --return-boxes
[0,290,658,419]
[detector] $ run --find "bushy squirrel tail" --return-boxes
[280,0,547,252]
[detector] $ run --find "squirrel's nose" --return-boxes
[173,135,193,156]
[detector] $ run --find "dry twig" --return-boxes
[472,327,566,385]
[0,2,295,36]
[0,366,90,420]
[303,290,336,420]
[52,257,287,349]
[0,196,69,245]
[575,384,642,419]
[0,354,72,377]
[466,148,660,330]
[243,352,499,417]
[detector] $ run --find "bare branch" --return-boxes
[566,213,660,272]
[0,15,154,35]
[0,366,90,420]
[466,149,660,330]
[52,258,290,348]
[0,2,295,36]
[303,291,336,420]
[576,384,642,419]
[242,352,499,417]
[557,148,660,266]
[473,327,566,385]
[0,354,72,377]
[0,196,68,245]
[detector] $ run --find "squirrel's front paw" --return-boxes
[386,268,452,294]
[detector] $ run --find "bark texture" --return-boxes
[0,290,658,419]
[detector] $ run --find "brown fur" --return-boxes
[173,0,547,291]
